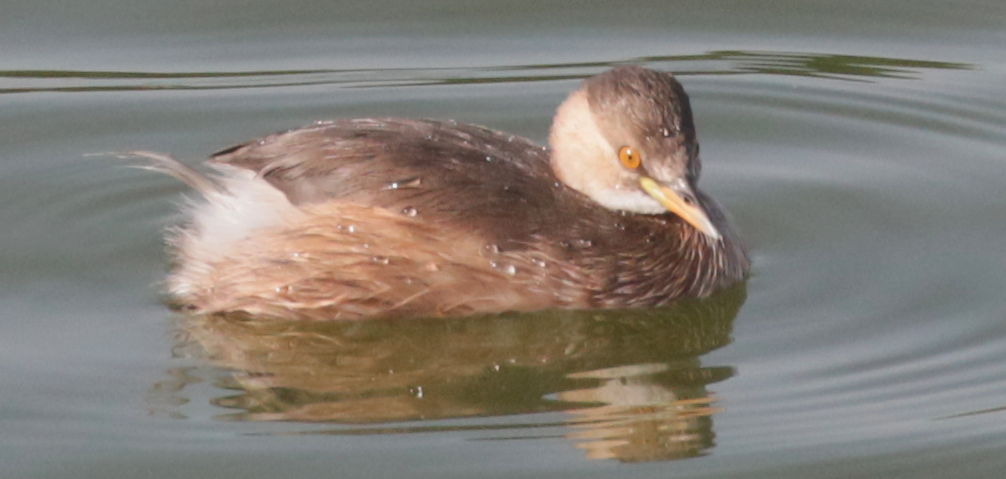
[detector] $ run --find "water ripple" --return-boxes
[0,50,970,94]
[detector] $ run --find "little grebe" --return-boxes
[135,66,749,320]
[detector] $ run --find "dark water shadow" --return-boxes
[158,284,747,463]
[0,51,970,94]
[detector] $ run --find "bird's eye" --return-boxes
[618,146,641,169]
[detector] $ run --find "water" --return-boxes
[4,0,1006,477]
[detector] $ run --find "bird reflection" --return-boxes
[159,284,746,463]
[560,362,730,461]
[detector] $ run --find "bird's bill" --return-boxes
[639,176,721,240]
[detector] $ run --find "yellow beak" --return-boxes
[639,176,721,240]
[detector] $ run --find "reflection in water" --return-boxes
[162,285,746,462]
[561,363,729,462]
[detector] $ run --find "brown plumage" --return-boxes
[135,66,749,320]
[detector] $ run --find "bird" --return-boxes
[131,66,749,321]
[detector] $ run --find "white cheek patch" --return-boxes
[591,185,668,214]
[549,91,670,216]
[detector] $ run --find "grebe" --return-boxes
[134,66,749,320]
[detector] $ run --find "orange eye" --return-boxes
[618,146,641,169]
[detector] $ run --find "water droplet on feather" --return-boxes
[383,176,422,190]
